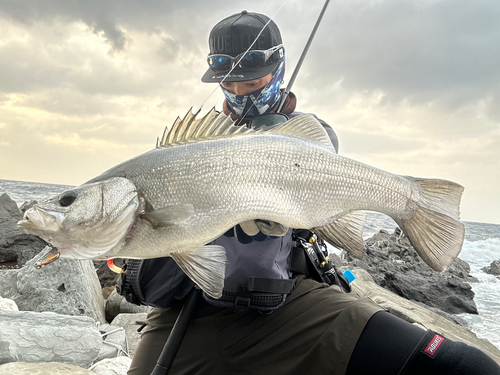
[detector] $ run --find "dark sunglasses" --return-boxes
[207,44,284,72]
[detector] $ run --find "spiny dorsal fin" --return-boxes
[158,108,254,147]
[157,109,334,149]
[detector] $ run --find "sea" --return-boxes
[1,178,499,349]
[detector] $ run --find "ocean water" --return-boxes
[1,178,499,349]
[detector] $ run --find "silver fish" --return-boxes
[18,109,465,298]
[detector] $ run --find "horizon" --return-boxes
[1,0,499,224]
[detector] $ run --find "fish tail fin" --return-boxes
[171,245,227,299]
[395,178,465,272]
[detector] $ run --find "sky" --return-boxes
[0,0,499,225]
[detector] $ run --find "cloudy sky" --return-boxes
[1,0,499,224]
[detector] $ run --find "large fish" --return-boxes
[18,109,465,298]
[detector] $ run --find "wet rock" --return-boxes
[342,229,478,315]
[482,260,500,276]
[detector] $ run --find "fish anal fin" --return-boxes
[314,211,366,258]
[171,245,227,299]
[142,204,195,228]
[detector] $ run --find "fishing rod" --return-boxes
[276,0,331,113]
[150,4,332,374]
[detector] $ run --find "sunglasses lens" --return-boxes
[208,56,232,72]
[239,51,266,69]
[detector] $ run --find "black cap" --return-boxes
[201,11,284,83]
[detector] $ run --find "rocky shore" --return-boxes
[1,192,500,373]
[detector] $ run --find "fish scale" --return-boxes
[18,109,465,299]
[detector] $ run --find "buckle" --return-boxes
[234,295,251,312]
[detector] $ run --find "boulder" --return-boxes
[342,229,478,315]
[0,362,93,374]
[349,268,500,366]
[0,295,18,311]
[95,324,129,362]
[482,260,500,276]
[1,257,106,324]
[0,193,45,267]
[89,356,132,375]
[105,289,150,323]
[0,310,101,368]
[110,313,148,358]
[94,260,122,289]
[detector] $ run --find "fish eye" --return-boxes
[58,190,78,207]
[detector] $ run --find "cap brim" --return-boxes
[201,61,279,83]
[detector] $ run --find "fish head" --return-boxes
[18,177,140,259]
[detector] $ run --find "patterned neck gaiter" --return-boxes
[220,61,285,118]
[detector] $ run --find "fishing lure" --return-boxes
[32,244,60,269]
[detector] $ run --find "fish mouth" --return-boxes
[19,206,64,232]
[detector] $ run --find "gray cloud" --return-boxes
[1,0,499,223]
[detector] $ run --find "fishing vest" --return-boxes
[202,229,295,311]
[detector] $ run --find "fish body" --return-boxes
[18,110,465,298]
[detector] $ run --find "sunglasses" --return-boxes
[207,44,284,72]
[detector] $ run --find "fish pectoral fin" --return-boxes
[313,211,366,259]
[142,204,195,228]
[170,245,227,299]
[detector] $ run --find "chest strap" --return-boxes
[207,277,296,313]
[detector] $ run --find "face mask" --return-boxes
[221,61,285,118]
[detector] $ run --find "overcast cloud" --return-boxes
[0,0,499,224]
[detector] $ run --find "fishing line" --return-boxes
[197,0,289,113]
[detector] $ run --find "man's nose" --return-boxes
[231,83,248,96]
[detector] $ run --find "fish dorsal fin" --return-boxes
[271,114,335,151]
[157,108,257,147]
[157,110,334,150]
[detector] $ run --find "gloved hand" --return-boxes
[224,220,289,243]
[240,220,289,237]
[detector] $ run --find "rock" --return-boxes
[0,310,101,368]
[349,268,500,366]
[110,313,148,358]
[105,289,150,323]
[94,260,123,289]
[19,200,38,213]
[343,229,478,315]
[1,257,106,324]
[89,356,132,375]
[0,362,93,374]
[95,324,129,362]
[0,193,45,267]
[0,193,22,219]
[0,296,18,311]
[482,260,500,276]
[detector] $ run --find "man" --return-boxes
[127,11,500,375]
